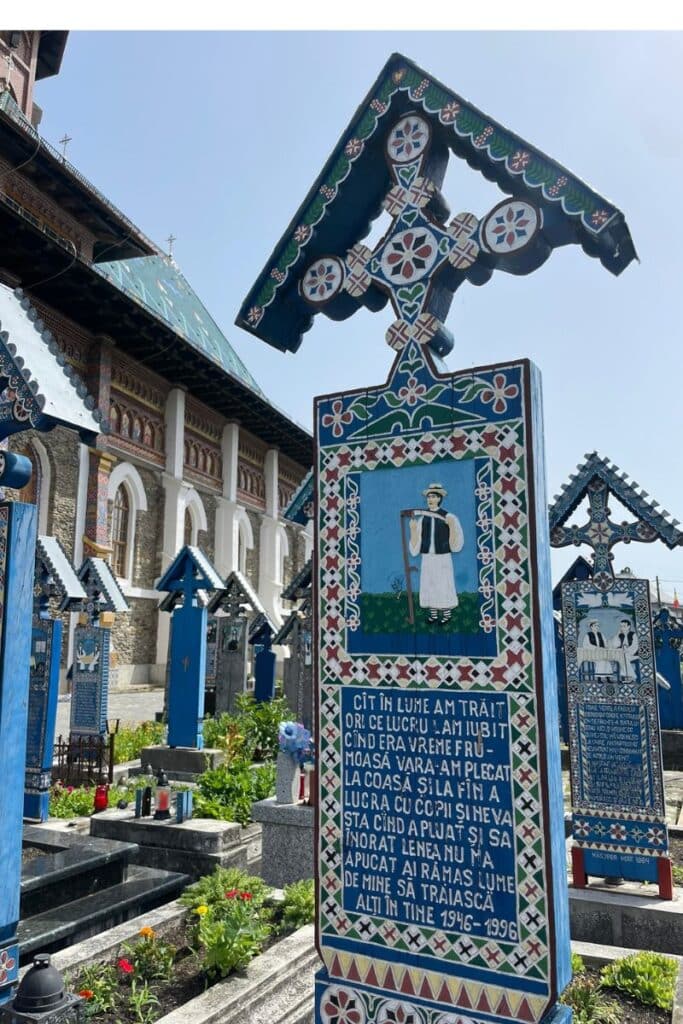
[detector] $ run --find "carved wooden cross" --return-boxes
[299,112,546,357]
[550,476,657,591]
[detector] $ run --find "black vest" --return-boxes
[420,510,450,554]
[618,630,635,648]
[587,630,605,648]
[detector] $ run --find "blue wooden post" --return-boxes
[0,501,38,1003]
[24,616,61,821]
[252,617,276,703]
[157,547,223,749]
[653,609,683,730]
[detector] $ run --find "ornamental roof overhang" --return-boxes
[0,281,104,441]
[0,95,156,261]
[157,545,224,594]
[237,52,637,354]
[0,199,313,466]
[35,32,69,81]
[36,534,86,610]
[78,556,129,614]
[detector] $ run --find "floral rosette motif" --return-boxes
[0,947,16,984]
[480,373,519,415]
[376,1000,425,1024]
[320,986,366,1024]
[321,399,353,438]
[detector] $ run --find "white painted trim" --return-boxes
[120,584,160,600]
[182,486,208,537]
[73,443,89,569]
[30,436,50,536]
[108,461,149,512]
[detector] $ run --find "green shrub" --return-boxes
[673,864,683,886]
[179,866,272,914]
[194,760,275,826]
[601,950,678,1011]
[561,976,620,1024]
[73,962,118,1014]
[197,894,270,979]
[233,693,295,760]
[49,783,134,818]
[571,951,586,975]
[113,721,165,763]
[278,879,315,933]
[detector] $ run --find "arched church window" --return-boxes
[184,506,194,548]
[111,485,130,578]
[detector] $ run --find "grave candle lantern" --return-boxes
[0,954,85,1023]
[153,769,171,821]
[93,785,108,813]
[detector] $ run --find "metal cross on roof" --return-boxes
[549,453,683,592]
[58,132,72,159]
[166,233,177,259]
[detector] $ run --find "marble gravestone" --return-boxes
[239,54,637,1024]
[0,283,104,1004]
[157,546,224,749]
[70,557,129,738]
[550,453,682,898]
[25,536,86,821]
[208,570,268,714]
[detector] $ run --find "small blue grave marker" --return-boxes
[208,570,267,714]
[250,612,277,703]
[157,546,223,749]
[653,608,683,731]
[70,557,129,739]
[24,536,86,821]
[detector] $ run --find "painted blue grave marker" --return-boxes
[653,608,683,731]
[550,453,682,897]
[0,283,103,1004]
[239,52,637,1024]
[251,612,277,703]
[70,557,128,738]
[157,546,223,748]
[24,536,86,820]
[208,569,267,714]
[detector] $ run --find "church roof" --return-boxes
[96,255,263,395]
[238,52,636,354]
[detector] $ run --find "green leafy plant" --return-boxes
[278,879,315,933]
[49,783,134,819]
[120,926,176,982]
[197,891,270,979]
[113,721,165,763]
[180,866,272,914]
[672,864,683,886]
[601,950,678,1011]
[571,951,586,975]
[194,760,275,825]
[127,979,161,1024]
[233,693,294,760]
[561,976,620,1024]
[74,962,119,1015]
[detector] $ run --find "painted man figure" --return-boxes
[614,617,640,680]
[408,483,463,624]
[584,619,612,677]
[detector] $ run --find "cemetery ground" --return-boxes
[23,692,683,1024]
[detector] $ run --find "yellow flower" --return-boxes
[139,926,156,939]
[194,905,209,916]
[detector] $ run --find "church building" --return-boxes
[0,31,312,686]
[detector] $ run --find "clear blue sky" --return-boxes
[34,31,683,594]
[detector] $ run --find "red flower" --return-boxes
[240,892,252,901]
[79,989,94,1000]
[117,958,134,974]
[225,889,238,899]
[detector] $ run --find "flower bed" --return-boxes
[66,869,314,1024]
[563,950,679,1024]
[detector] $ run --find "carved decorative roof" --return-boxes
[207,568,266,617]
[157,545,224,595]
[36,534,86,610]
[78,556,129,613]
[283,468,314,526]
[282,559,312,602]
[0,283,104,440]
[238,52,636,354]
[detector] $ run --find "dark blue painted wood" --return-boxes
[0,501,37,1003]
[167,604,206,749]
[653,610,683,731]
[24,616,61,821]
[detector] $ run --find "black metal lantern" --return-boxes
[0,955,84,1024]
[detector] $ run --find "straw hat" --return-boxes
[422,483,447,498]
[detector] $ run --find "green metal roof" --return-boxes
[96,255,263,395]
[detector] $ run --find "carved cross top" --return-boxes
[550,477,657,590]
[299,112,546,357]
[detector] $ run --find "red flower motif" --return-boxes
[480,373,519,414]
[117,958,134,974]
[321,399,353,438]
